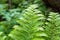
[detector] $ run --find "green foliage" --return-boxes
[45,12,60,40]
[0,0,60,40]
[9,4,48,40]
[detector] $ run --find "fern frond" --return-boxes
[9,4,47,40]
[45,12,60,40]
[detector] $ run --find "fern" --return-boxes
[8,4,48,40]
[0,0,60,40]
[45,12,60,40]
